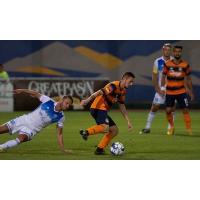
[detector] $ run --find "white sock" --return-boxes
[0,138,20,150]
[145,112,156,129]
[167,112,175,129]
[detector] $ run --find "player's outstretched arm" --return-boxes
[57,127,72,154]
[13,89,41,99]
[80,89,103,106]
[119,104,133,131]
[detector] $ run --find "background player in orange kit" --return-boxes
[80,72,135,155]
[161,46,194,135]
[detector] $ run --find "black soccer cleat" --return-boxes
[139,128,151,134]
[80,130,89,141]
[94,147,105,155]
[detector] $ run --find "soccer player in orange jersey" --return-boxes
[161,46,194,135]
[80,72,135,155]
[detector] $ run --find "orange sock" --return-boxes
[87,125,106,135]
[98,132,115,149]
[183,113,192,130]
[167,113,174,128]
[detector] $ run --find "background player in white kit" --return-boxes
[0,89,73,152]
[140,43,175,134]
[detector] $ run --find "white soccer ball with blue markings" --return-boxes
[110,142,125,156]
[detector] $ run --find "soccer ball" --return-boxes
[110,142,125,156]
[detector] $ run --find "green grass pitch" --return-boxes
[0,110,200,160]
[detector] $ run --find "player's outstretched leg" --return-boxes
[0,133,29,152]
[95,125,118,155]
[80,124,108,141]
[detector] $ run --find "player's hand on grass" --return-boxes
[127,121,133,131]
[62,149,73,154]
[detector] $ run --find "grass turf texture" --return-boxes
[0,110,199,160]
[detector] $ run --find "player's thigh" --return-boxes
[90,109,106,123]
[176,93,190,109]
[109,125,118,136]
[108,116,118,135]
[18,127,36,141]
[90,109,98,120]
[166,95,176,108]
[91,109,109,129]
[152,93,165,108]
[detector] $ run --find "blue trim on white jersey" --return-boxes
[157,58,165,72]
[40,100,64,123]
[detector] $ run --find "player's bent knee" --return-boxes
[18,134,29,143]
[109,126,119,136]
[151,104,160,112]
[166,108,172,114]
[101,124,109,133]
[183,108,189,114]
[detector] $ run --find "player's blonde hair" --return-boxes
[162,43,172,49]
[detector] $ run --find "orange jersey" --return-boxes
[163,59,191,95]
[91,81,126,111]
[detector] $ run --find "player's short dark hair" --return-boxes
[173,45,183,50]
[122,72,135,79]
[63,95,73,104]
[0,64,4,68]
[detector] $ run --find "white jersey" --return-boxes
[152,56,172,87]
[7,95,65,135]
[24,95,65,132]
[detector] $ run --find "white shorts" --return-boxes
[6,116,38,140]
[152,92,166,105]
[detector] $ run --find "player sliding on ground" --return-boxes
[80,72,135,155]
[0,89,73,152]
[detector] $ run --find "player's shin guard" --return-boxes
[183,113,192,132]
[97,132,115,149]
[0,138,20,150]
[87,124,107,135]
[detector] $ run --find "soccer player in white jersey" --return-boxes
[140,43,175,134]
[0,89,73,152]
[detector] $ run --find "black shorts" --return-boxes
[90,109,116,127]
[166,93,189,108]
